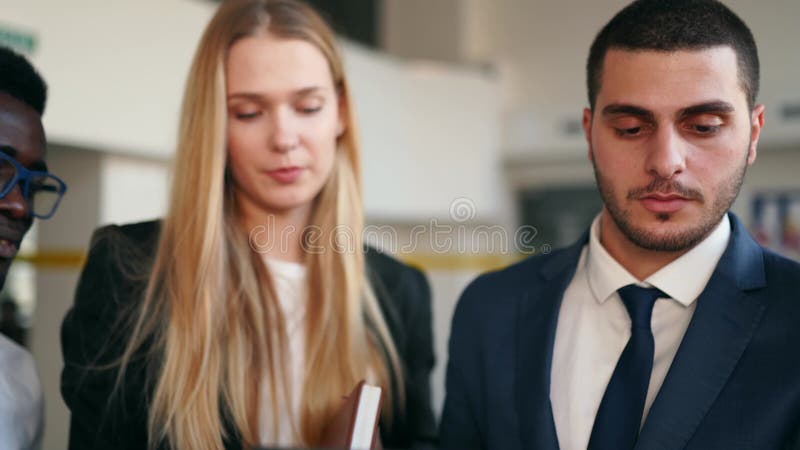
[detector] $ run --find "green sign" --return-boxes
[0,24,37,54]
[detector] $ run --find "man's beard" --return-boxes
[591,146,748,252]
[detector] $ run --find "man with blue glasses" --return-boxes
[0,45,66,450]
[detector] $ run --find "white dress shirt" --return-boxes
[550,214,731,450]
[0,334,43,450]
[259,257,307,448]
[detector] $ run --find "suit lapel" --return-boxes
[516,236,587,450]
[636,214,768,449]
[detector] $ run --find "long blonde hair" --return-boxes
[116,1,403,448]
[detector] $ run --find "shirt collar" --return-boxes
[587,213,731,307]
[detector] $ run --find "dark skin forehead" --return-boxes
[0,92,46,169]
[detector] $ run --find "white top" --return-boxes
[550,214,731,450]
[259,257,307,448]
[0,334,44,450]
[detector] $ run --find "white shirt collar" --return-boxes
[587,213,731,307]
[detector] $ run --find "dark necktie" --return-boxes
[587,285,665,450]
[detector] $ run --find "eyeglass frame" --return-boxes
[0,147,67,219]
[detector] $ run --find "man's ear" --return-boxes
[747,103,765,165]
[583,107,594,162]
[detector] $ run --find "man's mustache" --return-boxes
[627,178,704,201]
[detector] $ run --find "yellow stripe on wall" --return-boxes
[15,251,86,269]
[16,250,530,273]
[402,253,527,273]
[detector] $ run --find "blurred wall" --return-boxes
[0,0,216,158]
[31,145,101,450]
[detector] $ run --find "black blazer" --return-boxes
[440,213,800,450]
[61,220,437,450]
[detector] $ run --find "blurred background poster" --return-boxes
[751,191,800,261]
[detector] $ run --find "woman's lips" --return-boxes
[266,167,304,184]
[640,194,690,214]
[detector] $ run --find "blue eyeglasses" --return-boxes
[0,148,67,219]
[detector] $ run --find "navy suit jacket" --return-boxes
[440,213,800,450]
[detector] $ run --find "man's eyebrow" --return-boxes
[678,101,736,119]
[0,145,48,172]
[29,160,48,172]
[0,145,18,159]
[601,104,656,122]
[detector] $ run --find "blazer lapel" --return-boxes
[517,235,587,450]
[636,214,768,449]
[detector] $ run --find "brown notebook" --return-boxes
[319,380,383,450]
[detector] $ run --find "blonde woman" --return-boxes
[60,1,436,449]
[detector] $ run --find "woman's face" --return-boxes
[225,34,343,222]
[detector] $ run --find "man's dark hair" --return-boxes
[587,0,759,110]
[0,46,48,115]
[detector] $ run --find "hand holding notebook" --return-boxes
[319,380,383,450]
